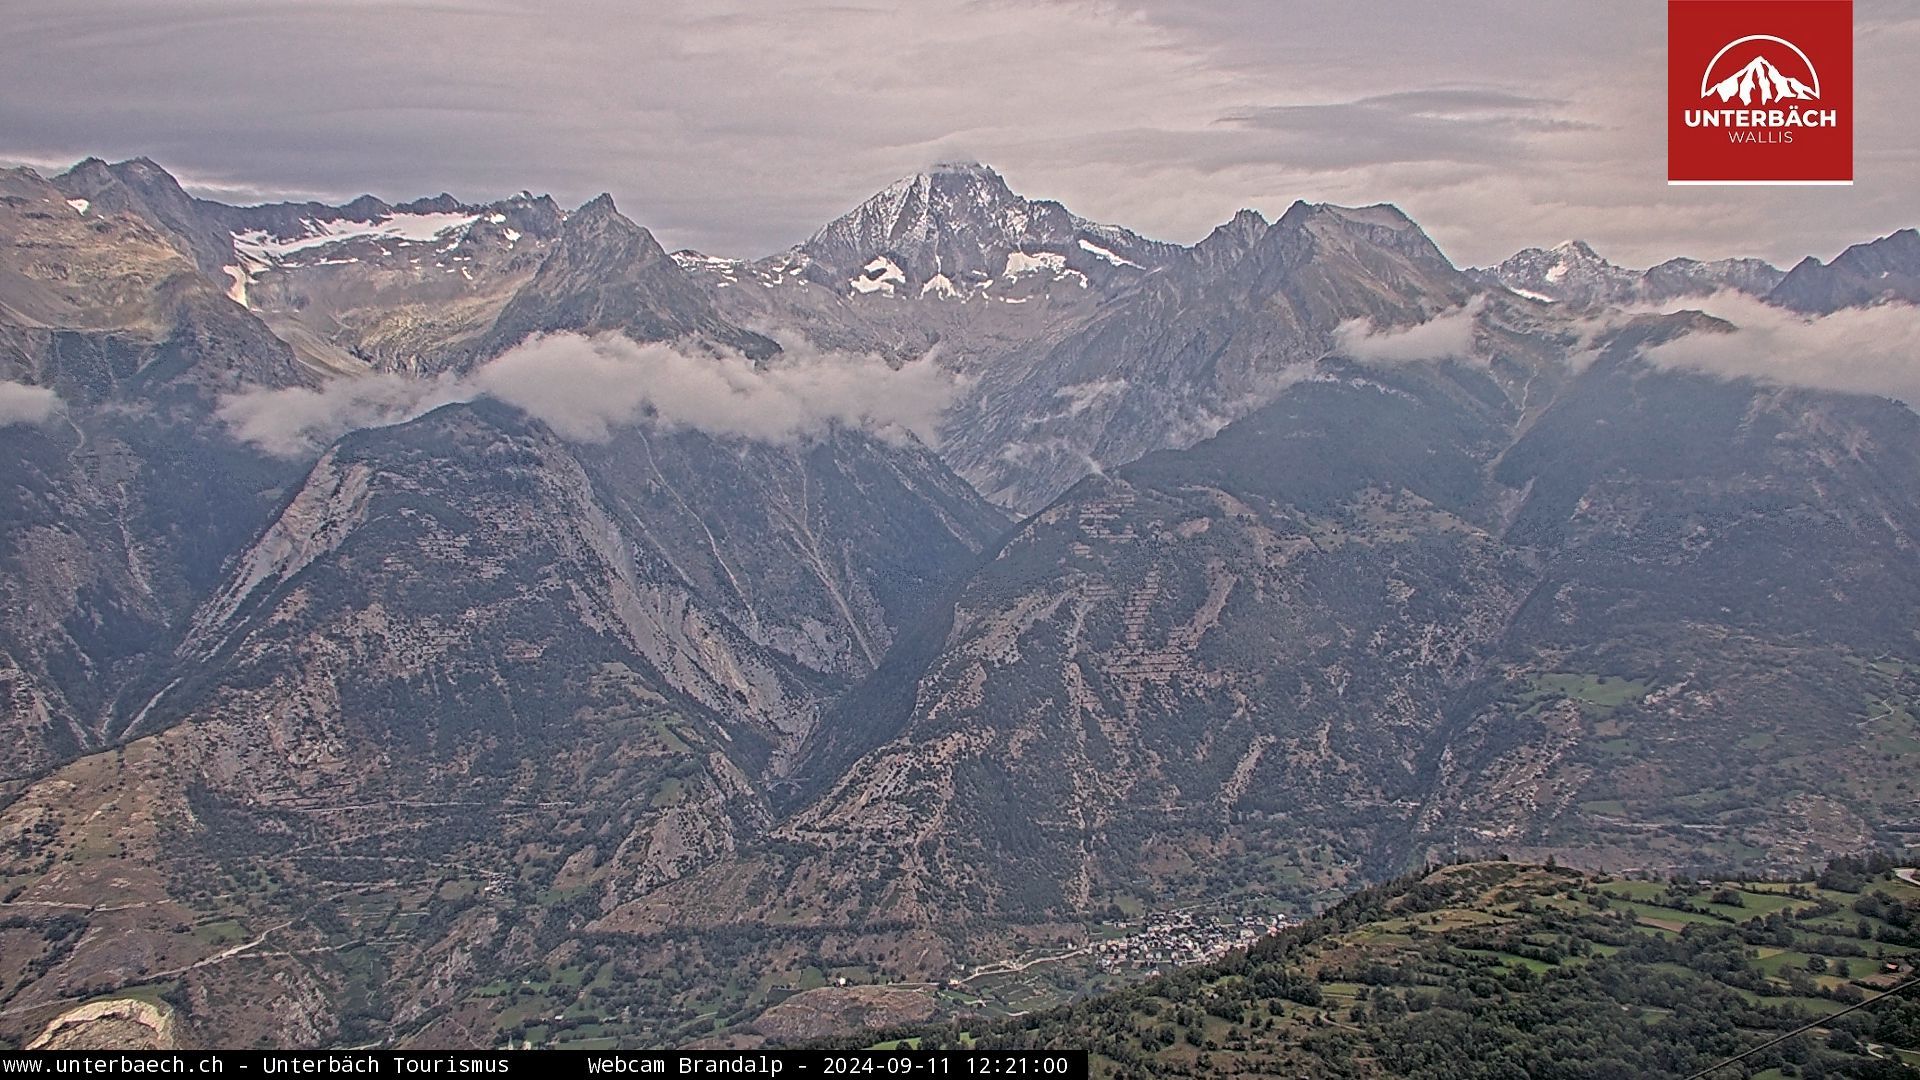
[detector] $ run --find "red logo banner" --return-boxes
[1669,0,1853,184]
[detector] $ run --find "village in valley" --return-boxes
[1088,908,1293,976]
[939,902,1298,1020]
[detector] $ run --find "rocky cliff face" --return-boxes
[709,330,1920,928]
[926,199,1480,511]
[0,157,1020,1047]
[0,166,318,778]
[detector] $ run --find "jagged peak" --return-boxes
[104,157,195,196]
[837,161,1017,216]
[1257,199,1464,287]
[1274,199,1318,224]
[574,192,620,217]
[1550,239,1608,262]
[566,193,643,236]
[1768,227,1920,312]
[338,193,394,220]
[58,155,175,189]
[1195,209,1270,251]
[555,192,665,261]
[1180,209,1273,277]
[395,192,465,215]
[1487,240,1625,274]
[801,162,1044,278]
[1836,227,1920,261]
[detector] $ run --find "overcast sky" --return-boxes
[2,0,1915,268]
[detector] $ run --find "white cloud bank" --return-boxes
[1333,296,1486,363]
[216,373,469,458]
[216,334,958,457]
[474,334,953,445]
[1640,293,1920,407]
[0,381,63,426]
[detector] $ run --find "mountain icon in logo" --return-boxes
[1700,36,1821,105]
[1707,55,1818,103]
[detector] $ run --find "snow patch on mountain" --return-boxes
[232,211,481,261]
[221,265,249,307]
[1078,238,1141,268]
[672,251,746,284]
[1001,251,1085,287]
[1003,251,1066,278]
[851,256,907,295]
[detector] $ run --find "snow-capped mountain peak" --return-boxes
[792,162,1174,298]
[802,161,1031,273]
[1481,239,1783,308]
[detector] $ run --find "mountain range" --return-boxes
[2,155,1919,1051]
[1475,238,1787,310]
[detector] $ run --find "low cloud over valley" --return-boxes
[1642,293,1920,407]
[215,334,959,457]
[0,380,62,427]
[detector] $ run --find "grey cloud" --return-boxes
[1333,298,1486,364]
[1641,294,1920,408]
[0,381,63,427]
[1355,90,1572,114]
[1215,92,1589,172]
[215,335,958,456]
[214,374,472,458]
[472,334,957,446]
